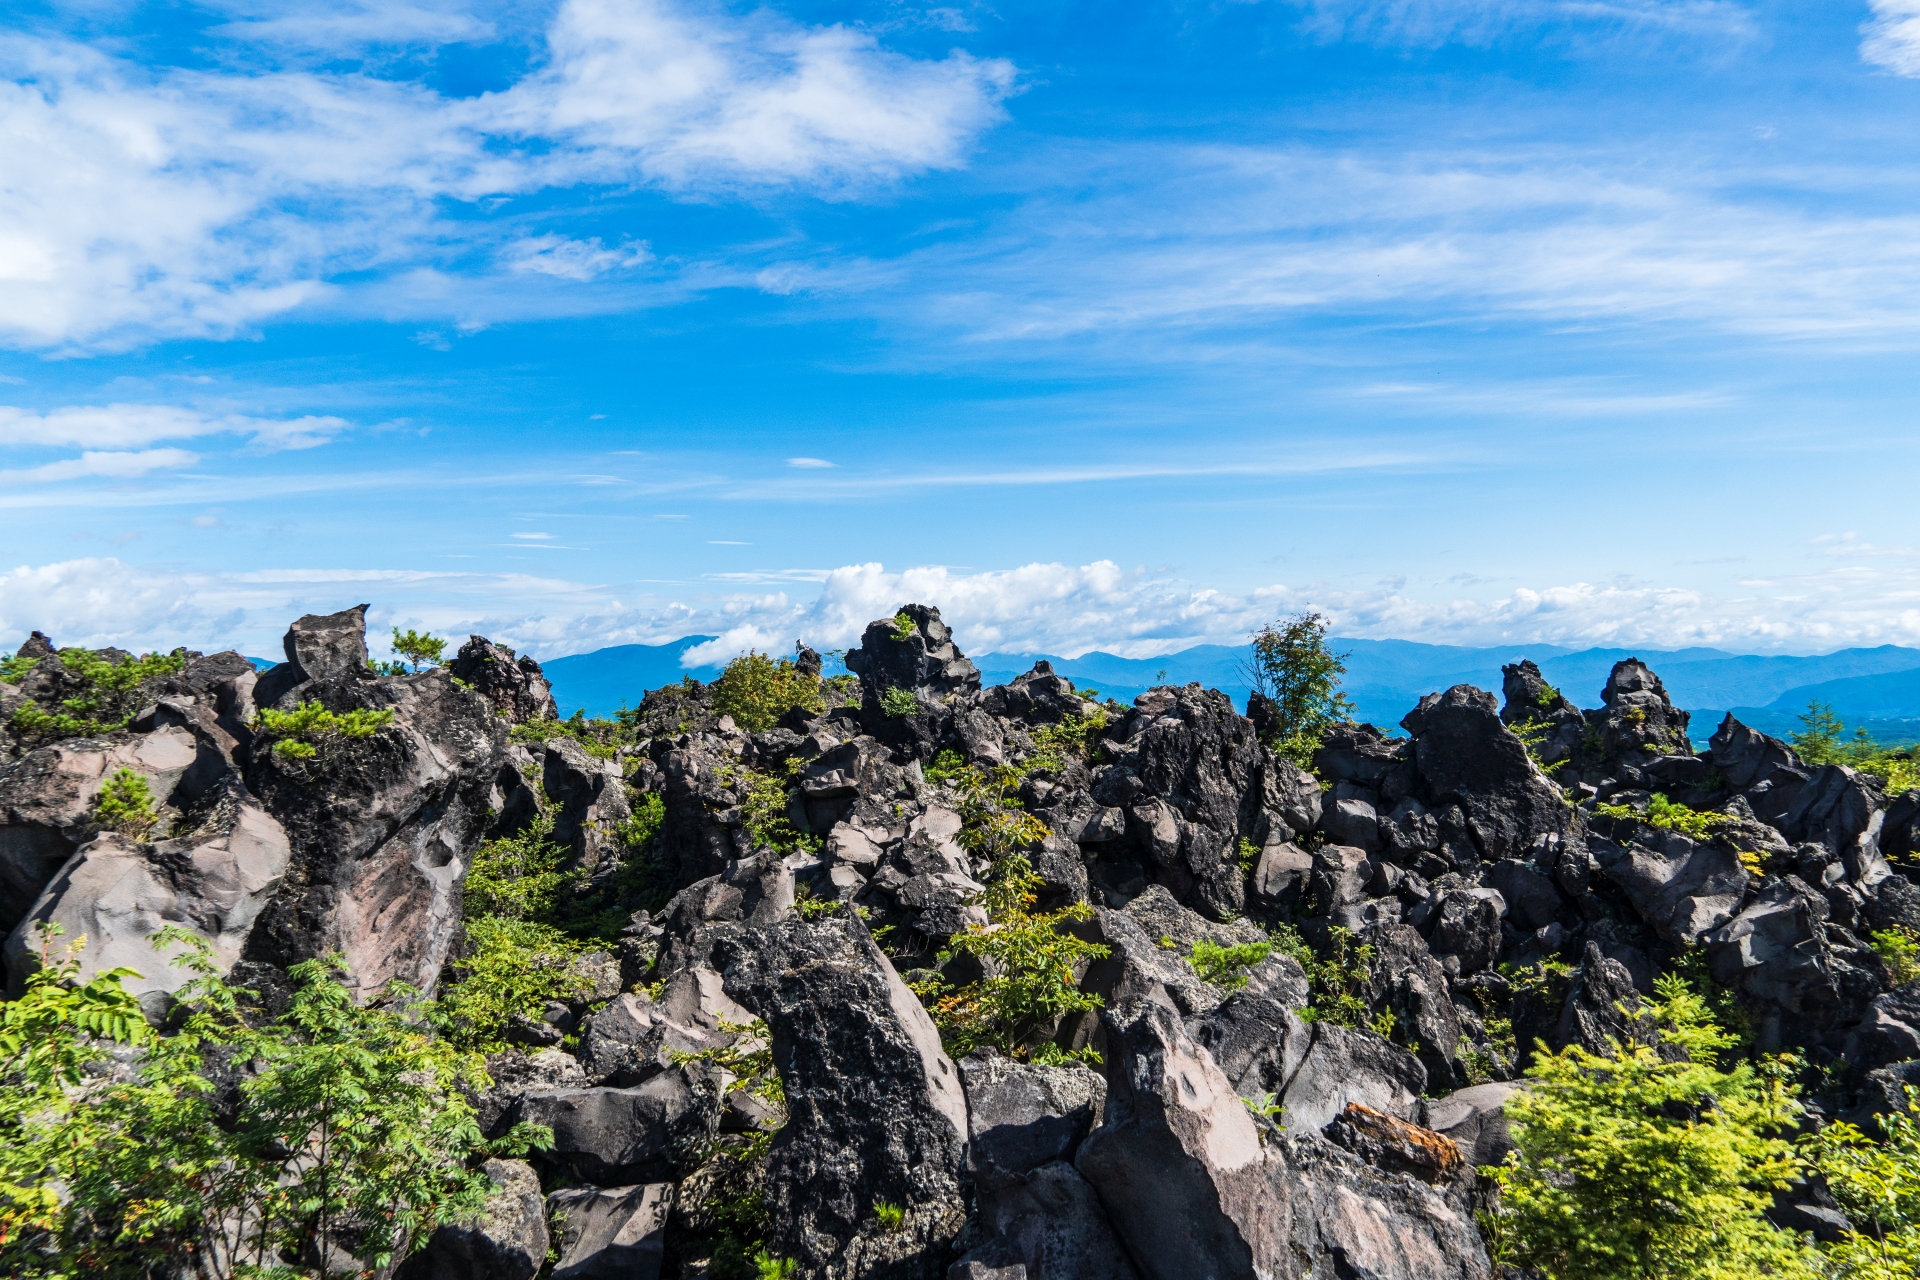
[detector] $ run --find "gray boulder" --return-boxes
[961,1053,1106,1190]
[398,1159,548,1280]
[5,783,292,1007]
[547,1182,672,1280]
[0,725,203,931]
[512,1069,718,1185]
[449,636,558,725]
[1593,828,1749,946]
[717,910,970,1279]
[251,604,372,708]
[241,648,507,998]
[1401,685,1583,863]
[1421,1082,1519,1169]
[950,1161,1141,1280]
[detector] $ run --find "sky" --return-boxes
[5,0,1920,667]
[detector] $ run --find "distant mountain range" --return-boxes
[539,635,1920,745]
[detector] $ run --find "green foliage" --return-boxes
[924,748,968,784]
[1792,700,1920,796]
[256,699,396,759]
[464,808,570,922]
[755,1252,799,1280]
[711,651,824,733]
[1594,792,1733,842]
[1245,611,1354,766]
[1236,836,1259,873]
[390,626,446,672]
[1292,925,1374,1027]
[1873,926,1920,987]
[923,854,1110,1059]
[92,767,158,838]
[1510,717,1568,775]
[890,611,916,643]
[1,930,546,1279]
[880,686,918,718]
[1485,974,1813,1280]
[1187,938,1274,991]
[433,917,590,1051]
[8,647,187,743]
[873,1200,905,1232]
[511,708,636,759]
[1025,711,1110,772]
[1809,1088,1920,1278]
[0,653,37,683]
[1243,1091,1285,1121]
[729,764,822,856]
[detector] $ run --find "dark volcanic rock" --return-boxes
[397,1159,549,1280]
[546,1183,672,1280]
[252,603,372,708]
[242,651,506,998]
[1401,685,1583,863]
[717,910,970,1280]
[451,635,559,725]
[513,1070,719,1185]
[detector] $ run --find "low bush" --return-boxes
[880,686,918,718]
[92,767,158,838]
[1188,938,1274,991]
[433,916,590,1051]
[8,648,187,744]
[255,700,395,759]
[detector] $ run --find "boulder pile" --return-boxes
[5,606,1917,1278]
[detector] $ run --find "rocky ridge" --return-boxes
[4,608,1917,1277]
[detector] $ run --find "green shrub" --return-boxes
[8,648,187,744]
[880,686,918,718]
[1509,717,1568,775]
[464,808,570,922]
[730,765,821,856]
[1792,700,1920,796]
[433,916,590,1051]
[92,768,158,838]
[1874,926,1920,987]
[873,1200,905,1232]
[1188,938,1274,991]
[256,700,395,759]
[1594,792,1732,841]
[0,929,547,1278]
[0,653,37,683]
[1244,611,1354,767]
[1293,925,1374,1027]
[890,611,916,643]
[1026,711,1110,771]
[1484,974,1812,1280]
[1809,1088,1920,1277]
[922,855,1110,1059]
[712,652,824,733]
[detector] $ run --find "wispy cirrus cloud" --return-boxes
[1284,0,1756,49]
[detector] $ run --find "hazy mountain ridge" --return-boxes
[547,636,1920,742]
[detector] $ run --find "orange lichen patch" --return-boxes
[1338,1102,1465,1182]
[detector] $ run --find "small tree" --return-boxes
[1484,974,1814,1280]
[1244,611,1354,766]
[391,627,446,673]
[1811,1088,1920,1277]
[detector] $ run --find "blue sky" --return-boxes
[4,0,1920,666]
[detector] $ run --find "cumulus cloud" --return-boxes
[12,555,1920,668]
[0,0,1014,349]
[1863,0,1920,75]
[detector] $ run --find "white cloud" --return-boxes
[0,448,199,485]
[208,2,497,56]
[502,235,653,281]
[0,404,349,467]
[0,0,1014,350]
[785,456,835,468]
[14,555,1920,669]
[786,143,1920,349]
[1863,0,1920,75]
[1286,0,1754,48]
